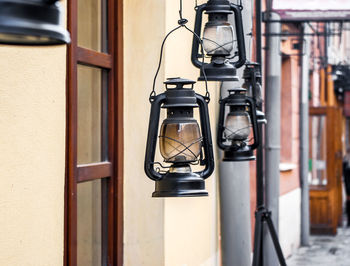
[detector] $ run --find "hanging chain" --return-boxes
[149,0,210,103]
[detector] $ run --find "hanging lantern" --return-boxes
[145,78,215,197]
[217,88,259,161]
[0,0,70,45]
[242,62,266,124]
[332,64,350,102]
[191,0,246,81]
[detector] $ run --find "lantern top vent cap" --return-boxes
[205,0,233,14]
[228,88,247,94]
[163,78,198,108]
[243,62,262,79]
[164,77,196,85]
[164,77,196,90]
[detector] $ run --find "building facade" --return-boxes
[1,0,350,266]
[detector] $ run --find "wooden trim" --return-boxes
[326,65,337,107]
[309,185,328,191]
[320,68,326,106]
[65,0,78,265]
[114,0,124,264]
[77,47,113,69]
[77,162,112,183]
[107,1,115,263]
[309,106,343,234]
[309,106,328,115]
[65,0,124,265]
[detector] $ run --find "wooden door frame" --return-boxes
[309,107,336,189]
[64,0,124,265]
[309,106,342,234]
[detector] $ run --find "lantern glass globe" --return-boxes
[159,121,202,163]
[203,23,234,56]
[224,111,251,141]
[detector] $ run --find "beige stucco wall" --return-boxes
[0,3,67,266]
[0,0,221,265]
[123,0,166,265]
[163,1,220,266]
[0,44,66,265]
[124,0,220,265]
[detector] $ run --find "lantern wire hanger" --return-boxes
[148,0,212,174]
[150,0,210,103]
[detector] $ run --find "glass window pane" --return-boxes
[77,179,109,266]
[77,65,108,164]
[78,0,108,52]
[309,115,327,186]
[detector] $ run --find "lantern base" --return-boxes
[198,61,239,82]
[152,171,208,197]
[0,0,70,45]
[223,149,256,162]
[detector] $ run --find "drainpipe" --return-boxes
[219,152,252,266]
[219,1,252,265]
[300,23,310,246]
[263,11,281,266]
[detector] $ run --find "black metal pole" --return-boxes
[252,1,287,265]
[255,0,264,209]
[253,1,265,265]
[256,0,262,69]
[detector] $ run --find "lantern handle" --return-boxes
[195,93,215,179]
[246,97,260,150]
[144,93,167,181]
[230,3,247,68]
[216,97,232,150]
[191,4,207,69]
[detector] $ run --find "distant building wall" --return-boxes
[279,188,301,257]
[279,26,302,256]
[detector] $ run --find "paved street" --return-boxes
[287,225,350,266]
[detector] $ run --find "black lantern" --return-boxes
[242,62,266,124]
[145,78,215,197]
[217,88,259,161]
[191,0,246,81]
[332,65,350,102]
[0,0,70,45]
